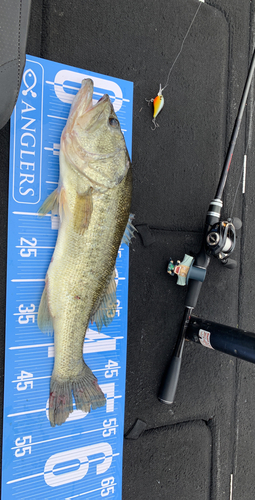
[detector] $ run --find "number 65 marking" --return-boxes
[101,476,115,497]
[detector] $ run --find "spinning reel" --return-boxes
[205,216,242,268]
[168,215,242,288]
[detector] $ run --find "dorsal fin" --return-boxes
[122,214,137,245]
[90,270,117,332]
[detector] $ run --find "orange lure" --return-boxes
[146,84,165,130]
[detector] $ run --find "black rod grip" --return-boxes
[158,354,183,404]
[158,308,191,404]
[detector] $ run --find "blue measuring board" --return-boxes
[2,55,133,499]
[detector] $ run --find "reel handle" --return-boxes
[185,246,210,308]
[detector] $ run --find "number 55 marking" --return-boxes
[14,436,32,457]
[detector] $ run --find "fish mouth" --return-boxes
[78,79,112,115]
[74,81,114,132]
[66,79,113,133]
[68,79,94,121]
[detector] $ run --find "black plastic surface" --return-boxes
[0,0,31,129]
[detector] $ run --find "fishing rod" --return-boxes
[158,47,255,405]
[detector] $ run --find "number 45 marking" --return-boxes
[16,371,33,391]
[104,360,119,378]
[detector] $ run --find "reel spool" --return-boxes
[206,216,242,268]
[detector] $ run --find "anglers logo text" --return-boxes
[12,61,44,204]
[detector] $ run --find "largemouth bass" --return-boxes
[38,79,133,427]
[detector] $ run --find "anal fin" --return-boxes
[90,269,117,332]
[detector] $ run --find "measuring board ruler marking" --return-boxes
[2,55,133,499]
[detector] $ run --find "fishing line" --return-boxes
[161,2,202,93]
[147,1,202,130]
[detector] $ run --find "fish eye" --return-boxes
[109,117,119,128]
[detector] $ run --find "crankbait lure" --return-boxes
[146,84,165,130]
[146,2,202,130]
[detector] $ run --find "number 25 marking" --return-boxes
[19,237,37,257]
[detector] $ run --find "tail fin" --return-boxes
[49,364,106,427]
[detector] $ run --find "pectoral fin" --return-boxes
[74,188,93,233]
[38,188,59,216]
[90,270,117,332]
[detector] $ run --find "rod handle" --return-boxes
[158,355,182,404]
